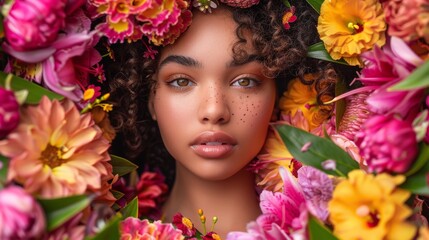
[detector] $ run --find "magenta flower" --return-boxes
[4,0,67,51]
[360,37,424,119]
[0,87,19,139]
[297,166,333,222]
[227,167,308,239]
[136,171,168,219]
[120,218,184,240]
[356,114,418,173]
[0,185,45,240]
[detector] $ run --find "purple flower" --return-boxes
[0,185,45,240]
[0,87,19,139]
[297,166,333,222]
[3,0,67,51]
[356,114,418,173]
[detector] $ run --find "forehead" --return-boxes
[159,8,254,63]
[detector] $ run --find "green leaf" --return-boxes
[306,0,323,13]
[308,216,338,240]
[120,197,139,219]
[86,214,122,240]
[389,60,429,90]
[405,143,429,177]
[38,194,92,231]
[307,42,349,65]
[111,190,125,200]
[276,124,359,176]
[0,155,8,189]
[0,71,64,104]
[401,153,429,195]
[110,154,138,176]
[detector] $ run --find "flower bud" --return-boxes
[0,87,19,138]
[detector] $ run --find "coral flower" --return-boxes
[329,170,416,240]
[279,74,333,130]
[120,217,184,240]
[0,96,111,198]
[317,0,386,66]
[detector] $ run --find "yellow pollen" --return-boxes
[198,209,204,216]
[348,22,360,31]
[200,215,206,223]
[40,144,67,168]
[212,233,221,240]
[83,88,95,101]
[181,217,193,230]
[356,205,370,217]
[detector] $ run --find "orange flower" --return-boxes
[279,74,333,130]
[0,96,112,198]
[253,125,301,192]
[317,0,386,66]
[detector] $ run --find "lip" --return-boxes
[190,131,237,159]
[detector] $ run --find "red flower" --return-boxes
[282,6,297,30]
[203,231,222,240]
[172,213,197,237]
[136,171,168,218]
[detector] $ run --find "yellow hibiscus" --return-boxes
[279,74,333,130]
[329,170,417,240]
[317,0,386,66]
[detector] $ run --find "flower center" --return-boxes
[347,22,364,34]
[212,233,221,240]
[182,217,193,230]
[356,204,380,228]
[40,144,67,168]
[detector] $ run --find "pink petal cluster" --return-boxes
[330,134,365,168]
[356,114,418,173]
[120,217,184,240]
[92,0,192,46]
[383,0,429,42]
[0,96,111,198]
[227,168,308,240]
[3,0,67,51]
[0,87,19,139]
[136,171,168,219]
[220,0,260,8]
[0,185,45,240]
[360,37,425,119]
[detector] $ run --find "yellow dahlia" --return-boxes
[328,170,417,240]
[0,96,111,198]
[279,74,333,130]
[317,0,386,66]
[254,125,301,192]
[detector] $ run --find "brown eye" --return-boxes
[237,78,250,86]
[177,79,190,86]
[168,78,195,88]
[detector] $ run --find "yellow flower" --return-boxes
[328,170,417,240]
[0,96,112,198]
[317,0,386,66]
[254,125,301,192]
[279,74,333,130]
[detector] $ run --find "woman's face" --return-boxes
[149,7,276,181]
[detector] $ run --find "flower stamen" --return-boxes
[356,204,380,228]
[181,217,193,230]
[40,144,67,168]
[347,22,364,34]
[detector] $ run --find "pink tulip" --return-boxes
[356,114,418,173]
[0,185,45,240]
[4,0,67,51]
[0,87,19,139]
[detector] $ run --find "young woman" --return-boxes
[107,0,336,237]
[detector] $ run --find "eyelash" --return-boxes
[166,76,261,90]
[230,77,261,88]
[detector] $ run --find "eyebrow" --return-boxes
[159,55,202,68]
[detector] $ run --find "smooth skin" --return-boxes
[149,6,276,237]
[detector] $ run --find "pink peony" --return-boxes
[356,114,418,173]
[383,0,429,42]
[3,0,67,51]
[0,87,19,139]
[120,217,184,240]
[136,171,168,219]
[0,185,45,240]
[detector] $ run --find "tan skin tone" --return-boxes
[149,7,276,237]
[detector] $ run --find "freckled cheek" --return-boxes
[230,95,275,126]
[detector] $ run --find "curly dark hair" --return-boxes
[105,0,344,185]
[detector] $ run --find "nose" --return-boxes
[198,85,231,125]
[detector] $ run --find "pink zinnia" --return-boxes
[356,114,418,173]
